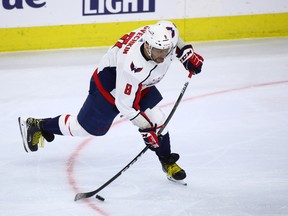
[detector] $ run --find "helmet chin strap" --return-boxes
[143,42,154,61]
[147,45,155,61]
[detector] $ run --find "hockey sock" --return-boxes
[41,116,62,135]
[156,132,171,158]
[58,114,90,136]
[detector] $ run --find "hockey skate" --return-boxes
[159,153,187,185]
[18,117,54,153]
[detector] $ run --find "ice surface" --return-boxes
[0,38,288,216]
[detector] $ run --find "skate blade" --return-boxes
[167,176,187,186]
[18,117,30,153]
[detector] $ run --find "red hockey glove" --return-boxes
[177,45,204,74]
[139,125,159,150]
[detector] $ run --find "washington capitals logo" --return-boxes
[130,62,143,73]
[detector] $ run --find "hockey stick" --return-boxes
[74,72,193,201]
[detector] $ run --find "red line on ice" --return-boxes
[66,80,288,215]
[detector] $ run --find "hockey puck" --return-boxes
[96,194,105,201]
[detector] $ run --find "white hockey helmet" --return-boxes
[144,24,173,62]
[144,24,173,51]
[156,20,179,48]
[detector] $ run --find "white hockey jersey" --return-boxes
[94,21,179,120]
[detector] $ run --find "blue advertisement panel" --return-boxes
[83,0,155,16]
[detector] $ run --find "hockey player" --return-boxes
[18,20,204,182]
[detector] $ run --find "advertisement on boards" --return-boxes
[1,0,287,28]
[82,0,155,16]
[0,0,167,28]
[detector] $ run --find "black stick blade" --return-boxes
[74,193,85,201]
[74,191,96,201]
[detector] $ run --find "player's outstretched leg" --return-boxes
[18,117,55,153]
[159,153,186,180]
